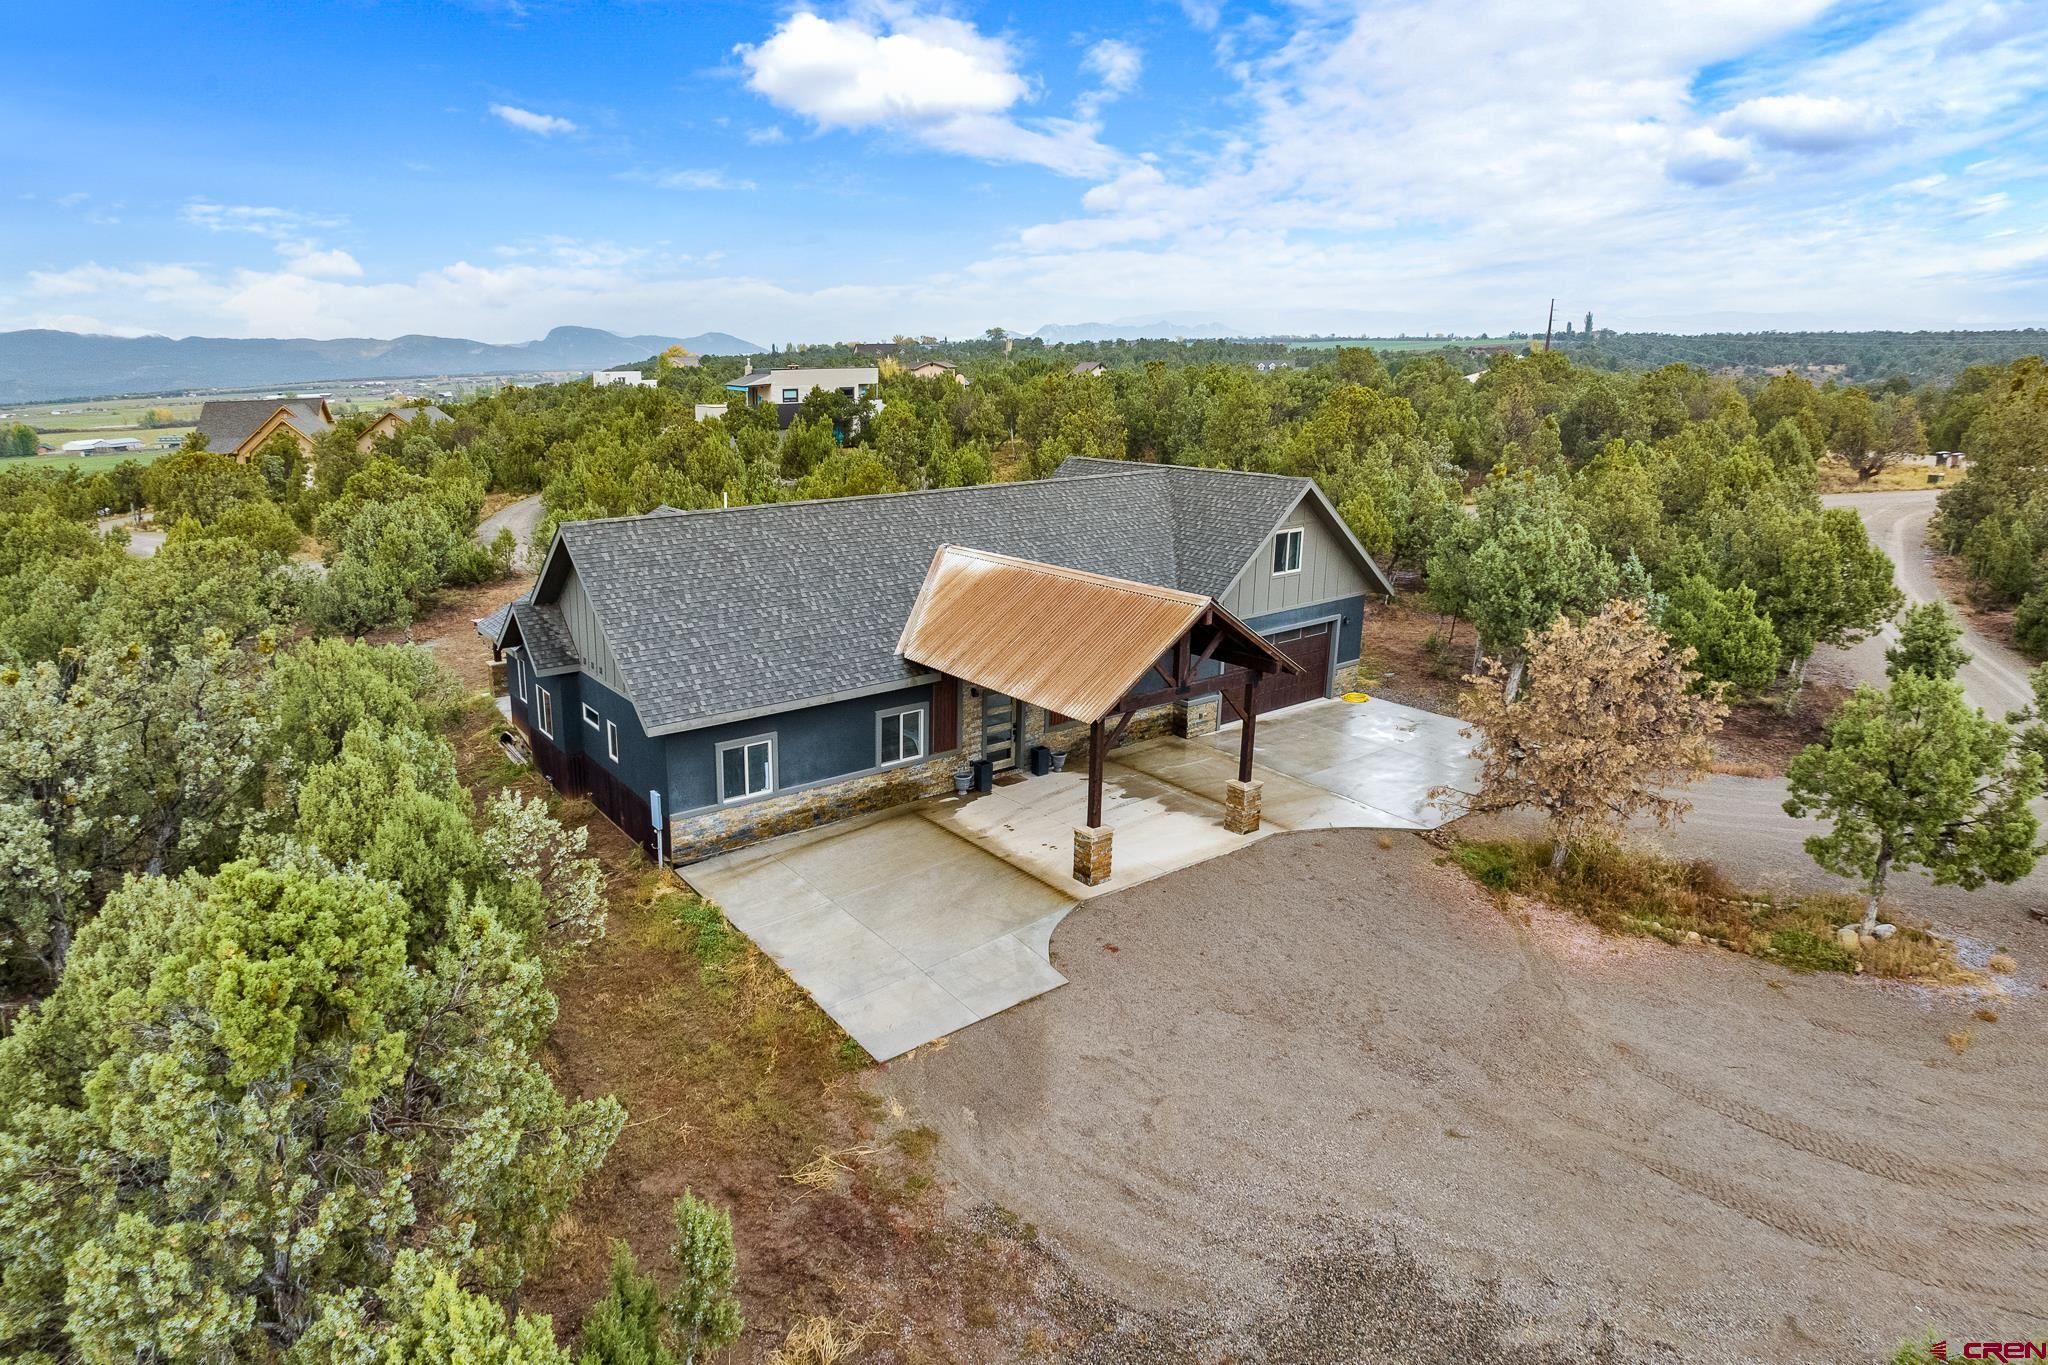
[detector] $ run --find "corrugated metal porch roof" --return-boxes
[896,546,1294,724]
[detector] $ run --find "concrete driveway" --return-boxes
[681,697,1479,1061]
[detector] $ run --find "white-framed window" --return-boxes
[877,704,927,767]
[582,703,601,731]
[606,720,620,762]
[1272,526,1304,576]
[536,688,554,738]
[511,653,527,702]
[716,734,776,803]
[780,387,799,402]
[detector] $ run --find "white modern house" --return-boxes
[593,370,657,389]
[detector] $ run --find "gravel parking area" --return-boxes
[877,830,2048,1364]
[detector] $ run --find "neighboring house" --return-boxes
[724,365,879,431]
[60,437,145,453]
[1070,361,1107,378]
[476,457,1392,869]
[593,369,657,388]
[154,434,183,449]
[194,397,334,461]
[356,404,452,453]
[851,342,898,360]
[909,359,966,384]
[693,403,729,422]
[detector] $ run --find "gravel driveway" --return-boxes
[878,831,2047,1364]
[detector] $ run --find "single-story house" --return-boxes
[476,457,1392,877]
[356,404,452,453]
[724,366,878,429]
[593,369,657,389]
[909,359,967,384]
[194,397,333,461]
[1070,361,1108,378]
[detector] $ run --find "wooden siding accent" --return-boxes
[1220,495,1375,621]
[556,565,629,696]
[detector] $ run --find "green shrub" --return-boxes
[674,896,743,972]
[1453,840,1520,890]
[1766,928,1856,973]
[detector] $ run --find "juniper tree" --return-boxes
[1885,600,1971,682]
[1784,672,2042,929]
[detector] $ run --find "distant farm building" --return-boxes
[59,437,145,454]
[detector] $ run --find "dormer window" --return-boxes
[1272,527,1303,576]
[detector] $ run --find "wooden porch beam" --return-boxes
[1086,719,1105,828]
[1238,671,1262,783]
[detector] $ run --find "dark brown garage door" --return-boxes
[1219,621,1333,719]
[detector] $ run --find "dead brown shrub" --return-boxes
[768,1314,875,1365]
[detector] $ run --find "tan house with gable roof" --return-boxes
[194,397,333,462]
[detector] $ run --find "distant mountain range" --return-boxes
[0,325,766,401]
[1030,318,1242,343]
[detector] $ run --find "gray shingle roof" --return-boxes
[194,398,332,453]
[534,460,1385,735]
[509,601,578,672]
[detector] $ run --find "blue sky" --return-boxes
[5,0,2046,342]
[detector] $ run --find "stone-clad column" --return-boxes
[1073,825,1113,885]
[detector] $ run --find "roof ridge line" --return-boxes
[559,471,1158,531]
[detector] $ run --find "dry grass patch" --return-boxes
[1946,1029,1976,1054]
[1450,837,1975,983]
[768,1314,876,1364]
[1986,952,2018,975]
[1816,456,1966,493]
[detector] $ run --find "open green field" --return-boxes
[5,447,173,473]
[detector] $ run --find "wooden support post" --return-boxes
[1086,718,1105,828]
[1238,672,1261,783]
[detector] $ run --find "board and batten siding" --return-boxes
[1219,496,1375,624]
[555,564,629,696]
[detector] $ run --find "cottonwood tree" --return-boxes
[1885,600,1971,682]
[0,859,622,1361]
[1783,672,2041,930]
[1452,599,1727,869]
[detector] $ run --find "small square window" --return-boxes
[606,720,620,762]
[1272,527,1303,575]
[780,388,798,403]
[878,705,926,766]
[717,735,775,803]
[582,703,601,730]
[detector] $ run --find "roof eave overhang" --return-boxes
[642,672,942,738]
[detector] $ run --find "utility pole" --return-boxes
[1543,298,1556,351]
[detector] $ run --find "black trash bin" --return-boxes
[1029,744,1053,776]
[972,759,994,793]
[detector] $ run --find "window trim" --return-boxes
[715,733,777,804]
[780,387,799,403]
[536,687,554,739]
[606,720,620,762]
[511,652,527,702]
[582,702,601,731]
[1272,526,1304,576]
[875,703,928,768]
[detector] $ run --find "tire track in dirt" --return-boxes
[1610,1048,2048,1220]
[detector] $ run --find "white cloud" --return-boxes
[489,102,578,136]
[279,246,365,278]
[1082,39,1142,94]
[737,7,1118,176]
[746,125,787,145]
[1721,93,1896,152]
[628,168,757,191]
[181,201,344,239]
[1666,128,1754,186]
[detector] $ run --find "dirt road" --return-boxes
[1820,490,2036,715]
[478,493,544,571]
[881,832,2047,1364]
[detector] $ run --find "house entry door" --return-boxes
[982,692,1022,772]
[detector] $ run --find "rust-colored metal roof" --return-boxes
[896,546,1293,724]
